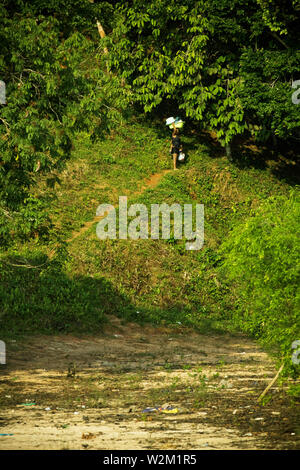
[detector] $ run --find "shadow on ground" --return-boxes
[0,251,224,340]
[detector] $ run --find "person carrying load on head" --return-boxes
[166,117,185,170]
[170,126,183,170]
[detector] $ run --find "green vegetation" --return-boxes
[0,0,299,386]
[0,0,129,243]
[1,120,299,379]
[219,190,300,372]
[106,0,300,149]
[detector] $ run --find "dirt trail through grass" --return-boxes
[0,317,299,450]
[66,170,171,244]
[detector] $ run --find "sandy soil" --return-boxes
[0,317,299,450]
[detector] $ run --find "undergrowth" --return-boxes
[0,118,299,384]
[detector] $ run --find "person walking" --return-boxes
[170,127,183,170]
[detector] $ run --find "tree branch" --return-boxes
[0,117,10,134]
[257,362,284,402]
[2,258,48,269]
[269,31,289,50]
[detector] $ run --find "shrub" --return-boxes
[219,189,300,374]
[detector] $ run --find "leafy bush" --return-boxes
[219,189,300,374]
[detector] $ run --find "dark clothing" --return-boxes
[171,135,181,155]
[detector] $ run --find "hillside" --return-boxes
[0,118,294,335]
[0,117,299,450]
[1,0,299,452]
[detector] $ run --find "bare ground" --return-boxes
[0,317,299,450]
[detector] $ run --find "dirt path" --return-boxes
[0,318,299,450]
[66,170,171,244]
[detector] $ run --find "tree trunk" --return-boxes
[89,0,108,56]
[96,21,109,55]
[225,143,232,160]
[272,133,278,149]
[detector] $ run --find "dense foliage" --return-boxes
[0,0,299,383]
[105,0,300,149]
[0,0,129,244]
[219,190,300,373]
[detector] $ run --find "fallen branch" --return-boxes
[1,256,48,269]
[257,362,284,402]
[0,117,10,135]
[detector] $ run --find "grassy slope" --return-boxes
[0,117,292,337]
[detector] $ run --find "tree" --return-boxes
[105,0,300,152]
[0,1,129,244]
